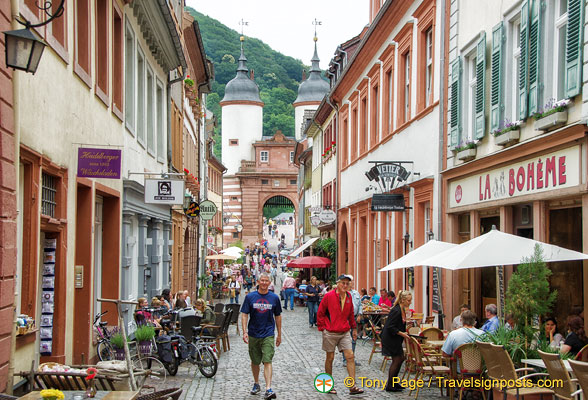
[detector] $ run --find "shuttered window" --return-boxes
[528,0,541,115]
[475,33,486,139]
[565,0,584,98]
[450,58,461,148]
[519,1,529,120]
[491,22,504,131]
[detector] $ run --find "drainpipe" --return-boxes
[436,0,447,330]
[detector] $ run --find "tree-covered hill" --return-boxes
[186,7,308,159]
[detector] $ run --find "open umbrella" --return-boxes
[205,254,238,261]
[221,246,243,255]
[287,256,332,269]
[379,240,457,271]
[420,227,588,269]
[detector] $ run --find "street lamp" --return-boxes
[3,0,65,74]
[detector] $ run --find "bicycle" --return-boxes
[94,311,115,361]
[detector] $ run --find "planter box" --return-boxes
[534,110,568,131]
[456,147,476,161]
[494,129,520,146]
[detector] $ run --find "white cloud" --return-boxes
[186,0,368,71]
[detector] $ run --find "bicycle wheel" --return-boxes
[97,341,114,361]
[132,355,167,387]
[197,347,218,378]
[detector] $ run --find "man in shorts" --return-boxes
[317,274,364,395]
[241,273,282,399]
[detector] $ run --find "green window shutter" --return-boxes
[491,22,504,132]
[450,57,462,148]
[527,0,541,115]
[475,32,486,140]
[519,1,529,120]
[565,0,585,98]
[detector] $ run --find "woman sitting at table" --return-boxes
[561,315,588,356]
[135,297,161,327]
[540,317,564,349]
[194,299,216,336]
[381,290,412,392]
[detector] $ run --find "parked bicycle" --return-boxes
[94,311,115,361]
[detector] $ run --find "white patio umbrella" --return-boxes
[221,246,244,255]
[379,240,457,271]
[419,227,588,269]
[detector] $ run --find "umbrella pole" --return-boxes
[496,266,505,320]
[434,267,445,330]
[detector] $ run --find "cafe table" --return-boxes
[19,391,140,400]
[426,340,446,348]
[521,358,573,373]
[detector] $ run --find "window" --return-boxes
[506,16,521,122]
[261,179,269,185]
[137,48,146,145]
[395,23,413,126]
[260,151,269,162]
[231,196,238,201]
[290,151,294,163]
[125,23,136,134]
[112,5,123,115]
[465,53,478,142]
[95,0,109,101]
[230,139,239,146]
[75,0,91,81]
[351,102,358,160]
[386,70,393,131]
[360,94,368,154]
[424,203,431,239]
[341,111,349,167]
[552,0,568,100]
[156,81,164,161]
[233,232,239,239]
[47,0,67,55]
[146,67,155,154]
[274,180,280,187]
[379,43,395,137]
[404,53,411,122]
[290,179,297,185]
[425,28,433,107]
[41,173,57,217]
[371,81,379,146]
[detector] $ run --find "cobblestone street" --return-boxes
[164,301,448,400]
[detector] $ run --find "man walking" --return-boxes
[342,276,362,366]
[241,273,282,399]
[317,275,364,395]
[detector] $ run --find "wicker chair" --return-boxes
[400,334,417,381]
[420,327,444,341]
[569,359,588,397]
[408,336,452,399]
[453,343,485,400]
[367,318,382,365]
[137,387,182,400]
[476,340,554,399]
[575,344,588,362]
[538,350,581,400]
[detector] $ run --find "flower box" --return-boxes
[494,129,520,146]
[456,147,476,161]
[534,110,567,132]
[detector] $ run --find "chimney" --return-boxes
[250,69,254,80]
[302,69,307,81]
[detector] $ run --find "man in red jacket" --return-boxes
[317,274,364,395]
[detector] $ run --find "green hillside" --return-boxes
[186,7,308,159]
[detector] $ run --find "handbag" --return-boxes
[230,288,236,298]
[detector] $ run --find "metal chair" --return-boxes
[180,315,201,340]
[214,303,225,313]
[224,303,241,335]
[220,309,233,351]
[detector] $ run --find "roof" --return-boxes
[221,41,263,104]
[294,41,330,104]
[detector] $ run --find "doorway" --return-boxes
[93,197,103,315]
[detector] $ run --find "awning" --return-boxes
[289,237,319,257]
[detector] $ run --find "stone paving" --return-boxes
[162,300,449,400]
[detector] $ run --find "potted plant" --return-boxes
[109,330,126,360]
[492,119,522,146]
[134,325,155,355]
[533,98,570,131]
[454,140,477,161]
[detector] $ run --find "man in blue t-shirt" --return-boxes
[241,273,282,400]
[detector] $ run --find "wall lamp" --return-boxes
[4,0,65,74]
[427,230,434,241]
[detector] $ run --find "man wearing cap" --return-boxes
[317,274,364,396]
[341,275,362,366]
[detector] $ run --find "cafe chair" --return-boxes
[408,336,452,399]
[575,344,588,362]
[224,303,241,335]
[476,340,554,399]
[420,327,444,341]
[538,350,581,400]
[569,359,588,397]
[453,343,486,400]
[367,319,382,365]
[214,303,225,313]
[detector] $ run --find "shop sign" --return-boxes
[145,179,185,204]
[77,148,121,179]
[185,201,199,218]
[199,200,218,221]
[310,214,321,226]
[371,194,405,212]
[319,209,336,224]
[309,206,323,214]
[448,146,580,208]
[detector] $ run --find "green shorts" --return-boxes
[248,336,275,365]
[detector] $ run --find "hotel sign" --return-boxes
[448,146,580,208]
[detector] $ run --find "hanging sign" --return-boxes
[371,194,405,212]
[77,148,121,179]
[185,201,200,218]
[199,200,218,221]
[145,179,185,204]
[319,209,336,224]
[310,214,321,226]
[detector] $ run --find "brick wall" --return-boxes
[0,1,16,393]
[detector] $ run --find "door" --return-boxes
[94,197,103,315]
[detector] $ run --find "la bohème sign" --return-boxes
[449,146,580,208]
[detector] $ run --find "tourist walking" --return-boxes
[316,274,364,395]
[282,273,296,310]
[306,276,320,327]
[381,290,412,392]
[342,276,362,366]
[241,273,282,399]
[229,278,241,304]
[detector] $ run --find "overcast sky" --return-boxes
[186,0,369,70]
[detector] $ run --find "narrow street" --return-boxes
[165,302,446,399]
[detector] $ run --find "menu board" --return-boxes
[40,238,56,356]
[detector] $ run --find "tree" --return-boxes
[314,238,337,284]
